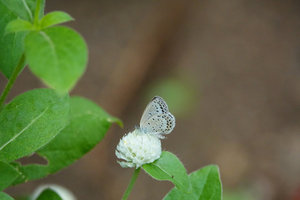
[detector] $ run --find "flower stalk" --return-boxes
[122,167,141,200]
[0,53,26,108]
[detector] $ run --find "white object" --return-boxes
[138,96,175,139]
[115,129,162,168]
[31,184,77,200]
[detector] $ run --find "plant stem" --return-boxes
[34,0,42,26]
[0,53,26,108]
[122,167,141,200]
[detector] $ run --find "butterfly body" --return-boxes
[138,96,175,139]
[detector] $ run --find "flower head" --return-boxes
[115,129,162,168]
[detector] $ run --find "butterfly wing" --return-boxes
[140,96,169,123]
[141,113,175,138]
[140,96,175,138]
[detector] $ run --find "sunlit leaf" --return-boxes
[0,89,70,162]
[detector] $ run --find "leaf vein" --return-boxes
[21,0,33,21]
[39,31,60,79]
[0,105,50,151]
[151,163,186,189]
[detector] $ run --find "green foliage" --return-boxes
[0,0,125,198]
[164,165,222,200]
[0,0,222,199]
[11,97,122,185]
[25,27,87,93]
[0,192,14,200]
[143,151,191,193]
[40,11,74,29]
[0,0,85,88]
[0,2,27,79]
[0,161,20,190]
[35,189,63,200]
[5,19,35,33]
[0,0,45,22]
[0,89,70,162]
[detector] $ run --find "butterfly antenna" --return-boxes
[128,125,139,133]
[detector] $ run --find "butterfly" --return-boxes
[137,96,175,139]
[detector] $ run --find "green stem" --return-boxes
[0,53,26,108]
[122,167,141,200]
[34,0,42,26]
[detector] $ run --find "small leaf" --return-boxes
[0,0,45,22]
[163,165,222,200]
[25,26,88,93]
[0,161,20,190]
[0,2,27,79]
[0,192,14,200]
[0,88,70,163]
[40,11,74,29]
[12,97,122,185]
[142,151,191,193]
[36,189,63,200]
[5,19,34,34]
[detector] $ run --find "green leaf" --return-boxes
[12,97,122,185]
[36,189,63,200]
[40,11,74,29]
[0,88,70,163]
[5,19,34,34]
[0,192,14,200]
[163,165,222,200]
[0,0,45,22]
[0,2,27,79]
[25,26,88,93]
[142,151,191,193]
[0,161,20,190]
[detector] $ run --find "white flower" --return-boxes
[115,129,162,168]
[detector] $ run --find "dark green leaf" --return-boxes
[0,0,45,22]
[12,97,122,185]
[0,161,20,190]
[164,165,222,200]
[0,192,14,200]
[143,151,191,193]
[0,2,27,79]
[36,189,62,200]
[0,88,70,162]
[5,19,34,34]
[40,11,74,29]
[25,26,88,93]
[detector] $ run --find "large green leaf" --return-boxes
[12,97,122,185]
[0,192,14,200]
[24,26,88,93]
[143,151,191,193]
[0,2,27,79]
[0,161,20,190]
[0,0,45,22]
[0,88,70,163]
[164,165,222,200]
[36,189,63,200]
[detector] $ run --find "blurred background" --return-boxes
[2,0,300,199]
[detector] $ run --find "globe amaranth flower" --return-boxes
[115,129,162,169]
